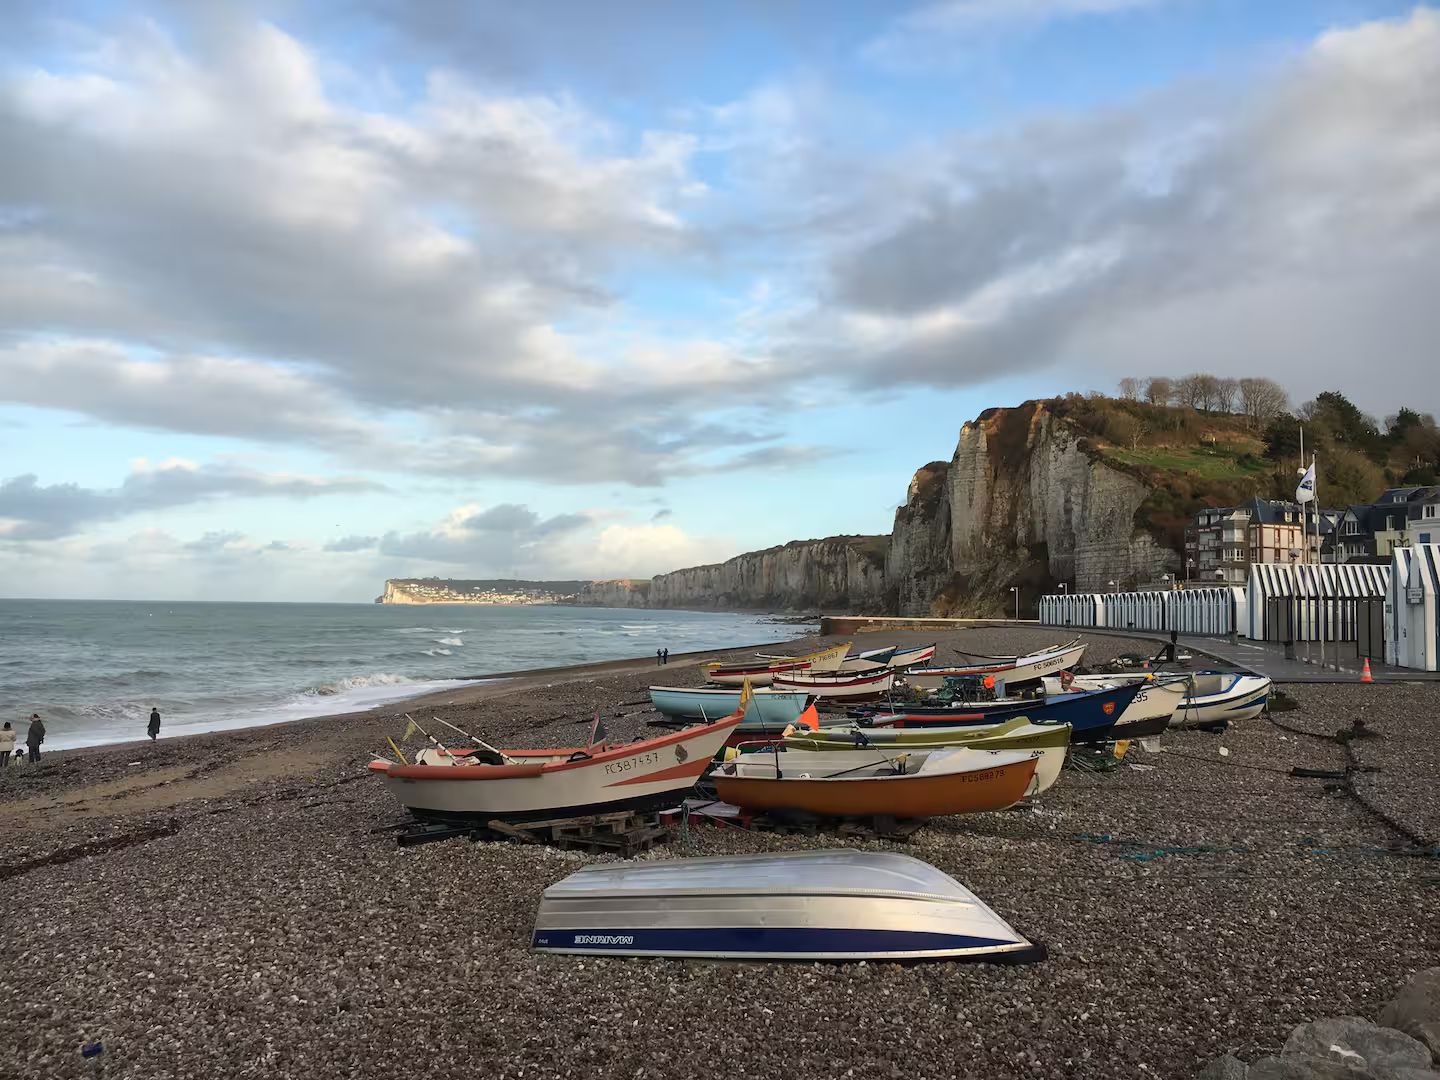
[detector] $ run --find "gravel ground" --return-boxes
[2,627,1437,1080]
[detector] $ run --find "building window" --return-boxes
[1422,533,1433,544]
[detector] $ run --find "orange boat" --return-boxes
[711,748,1037,819]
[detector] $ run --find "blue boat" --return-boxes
[865,682,1149,744]
[649,685,811,725]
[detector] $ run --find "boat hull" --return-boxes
[531,850,1039,962]
[370,717,741,823]
[771,670,896,701]
[713,749,1036,818]
[782,722,1069,797]
[870,683,1144,742]
[755,744,1064,798]
[904,642,1086,690]
[648,686,811,723]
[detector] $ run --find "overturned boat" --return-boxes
[531,849,1042,962]
[648,685,812,723]
[367,715,741,823]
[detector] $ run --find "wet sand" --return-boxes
[1,626,1436,1080]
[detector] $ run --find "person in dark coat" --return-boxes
[662,648,669,665]
[25,714,45,763]
[148,707,161,741]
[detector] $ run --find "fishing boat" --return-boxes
[904,640,1086,690]
[1041,671,1270,729]
[704,642,849,686]
[888,643,937,669]
[648,685,811,723]
[867,682,1149,743]
[771,668,896,701]
[781,719,1070,796]
[1171,672,1272,727]
[713,746,1037,818]
[531,849,1042,962]
[367,715,742,823]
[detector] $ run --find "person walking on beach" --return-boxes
[662,648,669,665]
[0,722,13,767]
[148,707,161,741]
[25,714,45,764]
[656,649,663,667]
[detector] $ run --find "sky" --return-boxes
[1,0,1437,601]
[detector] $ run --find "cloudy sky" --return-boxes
[2,0,1436,600]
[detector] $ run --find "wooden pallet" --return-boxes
[663,800,928,842]
[483,812,669,856]
[393,811,669,855]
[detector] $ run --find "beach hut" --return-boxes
[1247,563,1391,643]
[1386,545,1440,671]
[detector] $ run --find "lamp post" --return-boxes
[1186,557,1194,584]
[1010,586,1020,621]
[1107,580,1117,594]
[1059,582,1069,595]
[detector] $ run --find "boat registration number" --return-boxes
[605,752,660,775]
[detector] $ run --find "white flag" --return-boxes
[1295,461,1316,504]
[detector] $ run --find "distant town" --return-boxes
[377,578,590,605]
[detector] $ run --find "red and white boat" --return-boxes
[368,715,742,823]
[704,643,849,687]
[904,640,1086,691]
[771,668,897,701]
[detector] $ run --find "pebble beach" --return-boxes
[2,626,1437,1080]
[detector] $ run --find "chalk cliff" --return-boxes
[579,537,887,612]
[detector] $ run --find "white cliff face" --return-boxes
[943,405,1176,596]
[566,401,1178,614]
[578,538,887,612]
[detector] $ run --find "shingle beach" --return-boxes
[2,627,1437,1080]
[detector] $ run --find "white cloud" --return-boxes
[815,7,1440,415]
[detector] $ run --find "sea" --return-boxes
[0,600,799,751]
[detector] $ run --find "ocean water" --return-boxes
[0,601,796,751]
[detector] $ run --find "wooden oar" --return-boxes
[430,715,516,764]
[402,714,462,766]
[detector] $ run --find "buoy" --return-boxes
[1360,657,1374,683]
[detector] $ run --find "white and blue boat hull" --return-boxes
[532,850,1041,963]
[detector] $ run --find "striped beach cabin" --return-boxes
[1386,545,1440,671]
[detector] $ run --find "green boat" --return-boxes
[782,719,1071,796]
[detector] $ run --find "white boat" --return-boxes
[771,668,897,701]
[1042,671,1270,728]
[1171,672,1272,727]
[367,715,741,822]
[888,643,937,669]
[531,850,1042,962]
[904,641,1087,691]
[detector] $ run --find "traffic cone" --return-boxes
[1360,657,1374,683]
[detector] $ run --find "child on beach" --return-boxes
[0,722,13,766]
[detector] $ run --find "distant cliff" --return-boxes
[575,399,1179,616]
[378,578,589,604]
[580,536,887,612]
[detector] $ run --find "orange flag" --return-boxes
[796,703,820,731]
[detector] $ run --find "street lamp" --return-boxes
[1107,580,1117,594]
[1186,557,1194,583]
[1010,586,1020,621]
[1059,582,1069,595]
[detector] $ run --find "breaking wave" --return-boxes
[435,637,465,647]
[423,648,452,657]
[306,673,415,697]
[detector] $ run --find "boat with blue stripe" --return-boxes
[532,850,1042,963]
[862,682,1153,743]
